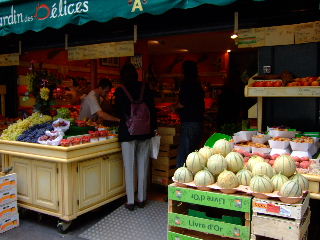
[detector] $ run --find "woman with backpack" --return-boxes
[115,63,157,211]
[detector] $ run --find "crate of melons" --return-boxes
[173,141,308,204]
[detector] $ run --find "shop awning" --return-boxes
[0,0,238,37]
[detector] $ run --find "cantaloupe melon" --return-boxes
[271,173,288,191]
[274,155,296,177]
[279,180,302,197]
[236,169,253,186]
[194,169,215,186]
[250,175,274,193]
[247,155,266,171]
[212,139,232,157]
[252,162,274,178]
[199,146,214,160]
[217,170,239,189]
[225,152,244,173]
[186,151,206,174]
[173,165,194,183]
[207,154,227,175]
[290,174,309,191]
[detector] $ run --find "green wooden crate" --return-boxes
[168,185,252,213]
[168,231,203,240]
[168,213,250,240]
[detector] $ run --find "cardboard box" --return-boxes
[168,184,252,213]
[252,193,310,220]
[0,201,17,219]
[268,140,290,149]
[158,127,179,136]
[0,173,16,192]
[251,147,271,155]
[0,213,19,233]
[0,188,17,206]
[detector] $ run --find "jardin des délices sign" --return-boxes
[0,0,238,36]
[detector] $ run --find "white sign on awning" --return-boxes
[68,41,134,61]
[0,53,19,66]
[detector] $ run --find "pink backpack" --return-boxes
[121,84,151,135]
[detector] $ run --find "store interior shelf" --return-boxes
[245,86,320,97]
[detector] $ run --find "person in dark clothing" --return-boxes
[172,61,205,168]
[114,63,157,211]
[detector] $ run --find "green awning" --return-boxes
[0,0,237,36]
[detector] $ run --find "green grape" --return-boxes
[0,112,52,141]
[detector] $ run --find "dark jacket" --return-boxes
[178,80,205,123]
[115,81,157,142]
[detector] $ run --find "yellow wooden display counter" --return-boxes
[0,139,125,232]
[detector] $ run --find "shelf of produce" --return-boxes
[244,86,320,97]
[0,139,125,228]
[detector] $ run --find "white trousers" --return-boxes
[121,139,151,204]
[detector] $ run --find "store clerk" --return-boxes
[79,78,120,122]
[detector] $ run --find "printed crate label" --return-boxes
[0,213,19,233]
[168,231,202,240]
[168,213,250,240]
[0,173,16,192]
[0,188,17,205]
[0,201,17,218]
[168,185,251,213]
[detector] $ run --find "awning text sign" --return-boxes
[68,41,134,60]
[0,0,237,37]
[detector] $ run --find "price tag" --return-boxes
[253,202,267,209]
[266,204,280,213]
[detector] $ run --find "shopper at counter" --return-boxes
[79,78,120,122]
[115,63,157,211]
[172,60,205,168]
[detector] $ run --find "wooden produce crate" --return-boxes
[158,126,180,136]
[152,145,178,186]
[168,184,252,240]
[251,208,310,240]
[252,194,310,220]
[161,135,179,145]
[302,174,320,200]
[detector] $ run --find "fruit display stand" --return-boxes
[251,194,310,240]
[0,138,125,232]
[152,126,179,186]
[168,183,252,240]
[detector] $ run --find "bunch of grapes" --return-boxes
[17,122,53,143]
[0,113,52,141]
[56,108,70,119]
[40,87,50,101]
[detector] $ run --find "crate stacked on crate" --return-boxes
[251,194,310,240]
[168,183,252,240]
[152,126,179,186]
[0,172,19,233]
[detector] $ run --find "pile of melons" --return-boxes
[173,139,308,198]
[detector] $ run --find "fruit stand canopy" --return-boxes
[0,0,239,36]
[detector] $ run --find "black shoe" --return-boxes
[125,203,135,211]
[136,201,146,208]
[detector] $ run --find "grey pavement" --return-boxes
[0,197,126,240]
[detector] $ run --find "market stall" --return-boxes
[0,138,125,232]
